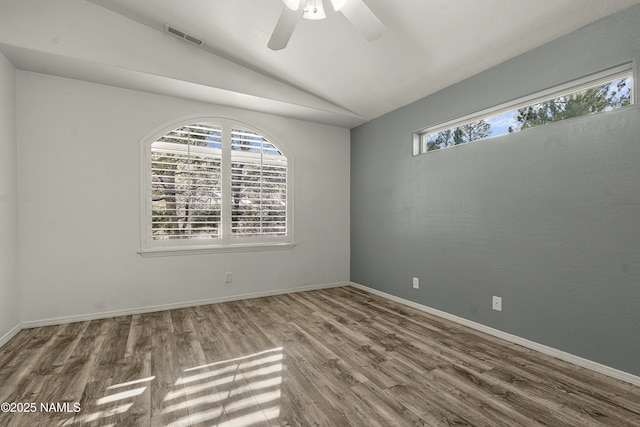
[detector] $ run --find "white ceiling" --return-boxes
[2,0,640,128]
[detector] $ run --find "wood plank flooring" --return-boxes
[0,286,639,426]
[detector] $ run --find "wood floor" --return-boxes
[0,286,639,426]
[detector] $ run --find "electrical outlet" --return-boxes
[412,277,419,289]
[492,296,502,311]
[225,272,232,284]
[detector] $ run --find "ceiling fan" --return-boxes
[268,0,384,50]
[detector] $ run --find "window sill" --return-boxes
[138,242,297,257]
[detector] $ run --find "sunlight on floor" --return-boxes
[106,376,156,390]
[63,403,133,425]
[62,376,158,426]
[167,347,284,426]
[61,347,284,426]
[96,386,147,405]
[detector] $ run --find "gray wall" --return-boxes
[0,50,19,342]
[351,5,640,375]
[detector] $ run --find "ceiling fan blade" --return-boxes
[339,0,384,41]
[268,6,301,50]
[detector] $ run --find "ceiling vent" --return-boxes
[164,23,203,46]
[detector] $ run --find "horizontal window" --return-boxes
[414,64,634,155]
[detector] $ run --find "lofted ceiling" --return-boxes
[1,0,639,128]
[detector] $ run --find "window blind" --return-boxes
[230,129,287,237]
[151,124,223,240]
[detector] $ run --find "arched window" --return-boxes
[140,119,293,255]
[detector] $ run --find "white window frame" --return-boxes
[139,117,295,257]
[413,63,635,156]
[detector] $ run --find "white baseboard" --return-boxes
[20,281,349,329]
[349,281,640,388]
[0,323,21,348]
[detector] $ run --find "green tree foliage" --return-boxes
[151,125,222,239]
[454,120,491,144]
[426,119,492,151]
[509,78,631,132]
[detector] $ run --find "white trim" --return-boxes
[221,120,232,243]
[20,281,348,329]
[0,323,22,348]
[138,241,297,257]
[349,281,640,387]
[412,132,420,156]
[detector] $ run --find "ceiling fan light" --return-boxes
[302,0,326,20]
[282,0,301,11]
[330,0,348,11]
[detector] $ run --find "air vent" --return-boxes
[164,23,203,46]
